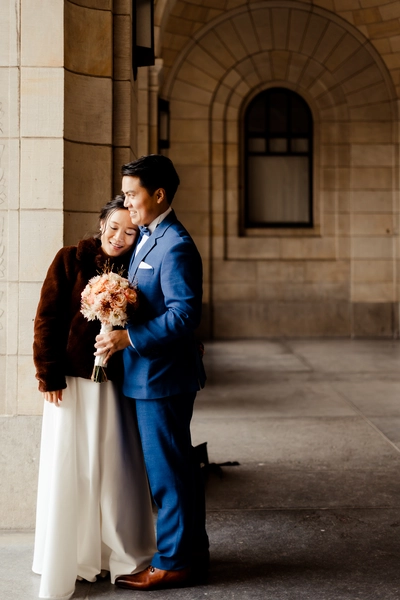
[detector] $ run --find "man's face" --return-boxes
[122,176,164,227]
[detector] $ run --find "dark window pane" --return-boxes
[291,95,310,134]
[269,90,288,133]
[248,138,266,152]
[247,95,265,133]
[269,138,287,153]
[291,138,308,152]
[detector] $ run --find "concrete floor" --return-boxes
[2,339,400,599]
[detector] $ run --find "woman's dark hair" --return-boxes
[121,154,180,204]
[95,195,128,239]
[98,194,127,222]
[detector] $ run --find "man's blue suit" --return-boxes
[122,210,208,571]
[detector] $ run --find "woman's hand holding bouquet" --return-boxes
[81,269,138,382]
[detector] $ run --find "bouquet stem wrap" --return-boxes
[91,323,113,383]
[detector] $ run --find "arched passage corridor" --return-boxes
[1,3,400,597]
[156,0,399,339]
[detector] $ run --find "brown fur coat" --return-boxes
[33,237,132,392]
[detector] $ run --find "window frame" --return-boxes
[243,87,314,230]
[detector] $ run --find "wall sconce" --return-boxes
[158,98,170,151]
[132,0,155,80]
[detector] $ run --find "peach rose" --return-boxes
[124,288,139,305]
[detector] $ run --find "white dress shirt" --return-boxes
[128,206,173,348]
[134,206,172,256]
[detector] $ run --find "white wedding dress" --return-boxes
[32,377,156,600]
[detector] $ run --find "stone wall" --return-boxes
[0,0,138,528]
[157,0,400,337]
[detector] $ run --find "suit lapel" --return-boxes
[129,211,177,281]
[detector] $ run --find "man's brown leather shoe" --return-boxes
[115,565,192,591]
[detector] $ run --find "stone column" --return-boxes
[149,60,164,155]
[64,0,114,245]
[0,0,122,528]
[113,0,136,194]
[0,0,64,527]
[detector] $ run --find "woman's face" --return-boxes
[100,209,137,257]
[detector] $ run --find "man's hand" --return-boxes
[95,329,131,364]
[43,390,63,407]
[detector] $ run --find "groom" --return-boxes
[95,154,209,590]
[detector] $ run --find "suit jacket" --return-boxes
[122,210,203,399]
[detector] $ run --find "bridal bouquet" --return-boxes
[81,269,139,383]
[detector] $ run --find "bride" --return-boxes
[32,195,156,599]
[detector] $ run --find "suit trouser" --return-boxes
[135,392,209,571]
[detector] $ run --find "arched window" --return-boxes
[244,88,313,228]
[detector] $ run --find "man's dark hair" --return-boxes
[121,155,180,204]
